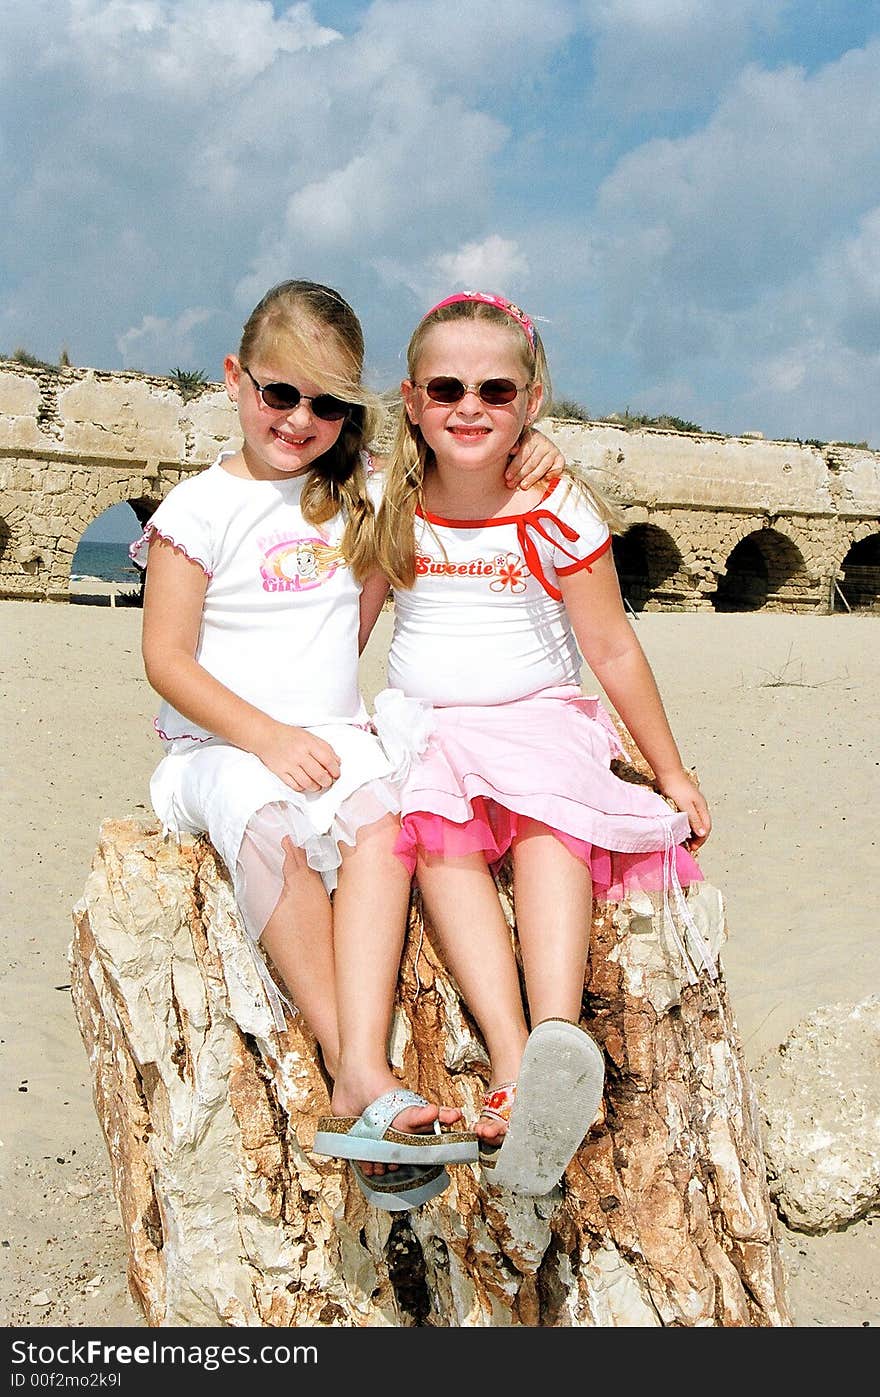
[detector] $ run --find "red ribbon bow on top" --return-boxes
[514,508,582,601]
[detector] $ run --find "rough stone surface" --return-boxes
[70,816,792,1328]
[2,361,878,609]
[754,996,880,1234]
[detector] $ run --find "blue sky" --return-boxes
[3,0,880,464]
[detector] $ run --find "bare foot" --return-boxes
[477,1081,516,1147]
[330,1071,465,1178]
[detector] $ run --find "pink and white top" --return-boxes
[131,452,376,744]
[387,477,611,707]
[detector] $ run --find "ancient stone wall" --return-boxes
[1,361,878,610]
[0,362,235,601]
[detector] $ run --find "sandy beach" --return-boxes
[1,592,877,1328]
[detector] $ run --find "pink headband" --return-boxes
[422,291,537,351]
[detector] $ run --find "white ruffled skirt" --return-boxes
[149,720,410,1027]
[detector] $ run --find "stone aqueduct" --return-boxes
[1,360,879,612]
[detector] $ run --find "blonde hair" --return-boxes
[374,295,618,588]
[239,280,383,578]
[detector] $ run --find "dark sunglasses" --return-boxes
[242,366,353,421]
[414,375,531,406]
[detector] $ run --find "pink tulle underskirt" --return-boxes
[394,794,703,902]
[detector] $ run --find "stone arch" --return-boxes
[837,530,880,612]
[612,523,685,612]
[128,494,161,530]
[75,492,160,543]
[712,528,809,612]
[69,492,161,605]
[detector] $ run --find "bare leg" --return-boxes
[331,814,463,1175]
[415,850,529,1147]
[510,817,593,1026]
[258,837,340,1078]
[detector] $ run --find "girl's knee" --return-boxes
[340,812,401,860]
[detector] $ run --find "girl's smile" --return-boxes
[224,354,346,482]
[446,424,492,441]
[403,321,542,478]
[272,424,319,450]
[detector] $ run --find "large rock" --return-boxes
[70,817,791,1327]
[754,996,880,1233]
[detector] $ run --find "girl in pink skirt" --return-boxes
[363,291,717,1196]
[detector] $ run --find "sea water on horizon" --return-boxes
[71,539,141,584]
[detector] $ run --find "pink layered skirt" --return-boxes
[375,685,703,902]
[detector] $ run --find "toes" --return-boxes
[437,1105,463,1126]
[390,1103,463,1134]
[391,1104,437,1133]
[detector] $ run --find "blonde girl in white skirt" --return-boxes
[134,281,478,1210]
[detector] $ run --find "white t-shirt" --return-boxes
[387,477,612,707]
[132,453,373,742]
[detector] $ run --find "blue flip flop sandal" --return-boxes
[484,1019,605,1197]
[313,1088,479,1166]
[350,1160,451,1212]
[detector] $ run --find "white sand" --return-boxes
[1,597,877,1327]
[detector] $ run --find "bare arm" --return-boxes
[505,427,566,489]
[559,551,711,847]
[358,570,391,654]
[141,537,340,791]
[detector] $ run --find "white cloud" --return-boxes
[117,308,214,368]
[281,105,506,248]
[356,0,577,87]
[372,234,529,306]
[429,236,530,296]
[2,0,528,373]
[1,0,878,441]
[583,0,785,115]
[51,0,340,91]
[596,42,880,281]
[730,206,880,439]
[744,335,880,444]
[826,206,880,351]
[579,38,880,436]
[760,348,809,396]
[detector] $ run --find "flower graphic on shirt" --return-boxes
[489,552,528,593]
[260,536,344,591]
